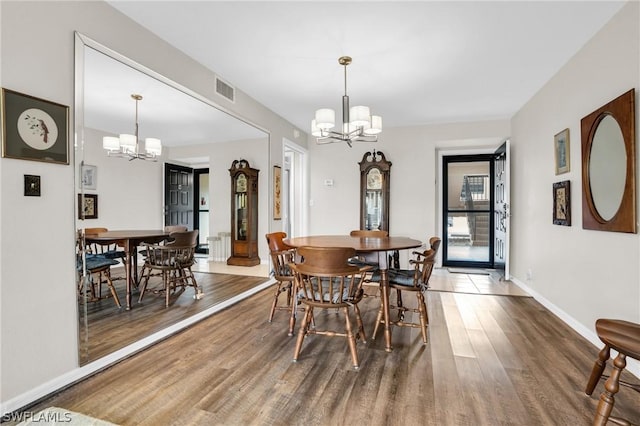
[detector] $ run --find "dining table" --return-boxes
[84,229,170,310]
[283,234,423,352]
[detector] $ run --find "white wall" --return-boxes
[510,2,640,332]
[0,0,304,410]
[76,127,164,230]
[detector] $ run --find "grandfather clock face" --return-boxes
[235,173,247,193]
[367,168,382,190]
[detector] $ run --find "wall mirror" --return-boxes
[75,33,270,365]
[581,88,636,233]
[359,150,391,231]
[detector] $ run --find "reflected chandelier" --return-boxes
[311,56,382,147]
[102,94,162,161]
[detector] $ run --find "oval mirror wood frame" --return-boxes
[581,88,636,233]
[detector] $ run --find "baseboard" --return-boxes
[0,278,275,417]
[510,276,640,379]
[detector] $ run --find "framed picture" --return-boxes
[24,174,41,197]
[1,88,69,164]
[78,193,98,219]
[554,128,570,175]
[273,165,282,220]
[553,180,571,226]
[81,164,97,190]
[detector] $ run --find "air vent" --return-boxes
[215,77,235,103]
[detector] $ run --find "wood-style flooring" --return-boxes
[27,279,640,425]
[79,271,267,363]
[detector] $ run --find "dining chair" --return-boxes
[349,229,388,295]
[76,231,121,308]
[265,232,298,334]
[585,318,640,425]
[164,225,188,233]
[290,246,372,369]
[138,230,199,307]
[84,227,126,263]
[371,237,440,345]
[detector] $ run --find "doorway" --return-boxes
[442,154,494,268]
[164,162,194,230]
[194,168,210,253]
[283,140,308,238]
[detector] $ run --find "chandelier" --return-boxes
[311,56,382,147]
[102,94,162,161]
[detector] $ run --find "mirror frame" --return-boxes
[359,150,391,231]
[581,88,636,233]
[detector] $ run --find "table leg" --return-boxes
[380,268,393,352]
[124,240,132,310]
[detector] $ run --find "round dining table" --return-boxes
[284,234,423,352]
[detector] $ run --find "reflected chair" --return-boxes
[84,227,126,264]
[291,246,372,369]
[76,232,121,308]
[372,237,441,345]
[265,232,298,334]
[585,319,640,425]
[164,225,188,233]
[138,230,199,307]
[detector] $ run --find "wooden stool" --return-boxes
[585,319,640,425]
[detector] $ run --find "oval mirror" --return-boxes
[581,89,636,233]
[589,115,626,221]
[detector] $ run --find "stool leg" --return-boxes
[586,344,610,395]
[593,352,626,426]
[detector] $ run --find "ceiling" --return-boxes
[103,0,626,141]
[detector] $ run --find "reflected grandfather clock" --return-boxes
[228,159,260,266]
[359,150,391,231]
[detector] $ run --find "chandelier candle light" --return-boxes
[102,94,162,161]
[311,56,382,147]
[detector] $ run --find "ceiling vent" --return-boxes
[215,77,235,103]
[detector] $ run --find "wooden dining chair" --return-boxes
[349,229,388,295]
[164,225,188,233]
[84,227,126,264]
[290,246,372,369]
[76,231,121,308]
[138,230,199,307]
[585,318,640,425]
[265,232,298,334]
[371,237,440,345]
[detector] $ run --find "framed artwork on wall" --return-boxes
[273,165,282,220]
[78,193,98,219]
[1,88,69,165]
[553,180,571,226]
[81,164,97,190]
[554,128,570,175]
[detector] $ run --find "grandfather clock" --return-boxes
[359,150,391,231]
[228,159,260,266]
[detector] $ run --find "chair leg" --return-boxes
[372,303,384,340]
[138,268,152,303]
[593,352,626,426]
[354,304,367,344]
[164,271,170,308]
[269,281,283,322]
[343,306,359,370]
[417,292,428,344]
[293,307,313,362]
[586,344,611,395]
[104,270,121,309]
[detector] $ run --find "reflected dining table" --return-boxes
[84,229,170,310]
[284,234,423,352]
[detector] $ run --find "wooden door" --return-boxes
[164,163,193,230]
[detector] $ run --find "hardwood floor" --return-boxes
[31,283,640,425]
[79,271,267,363]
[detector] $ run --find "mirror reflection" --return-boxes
[589,115,626,221]
[76,35,270,365]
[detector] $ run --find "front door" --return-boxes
[164,163,193,230]
[442,154,494,268]
[493,140,510,279]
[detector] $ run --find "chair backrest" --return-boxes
[164,225,188,233]
[429,236,441,254]
[291,246,365,306]
[83,227,121,254]
[409,248,437,289]
[266,232,296,280]
[350,229,389,238]
[167,230,199,247]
